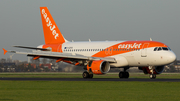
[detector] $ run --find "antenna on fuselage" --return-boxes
[150,38,152,41]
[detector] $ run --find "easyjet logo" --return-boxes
[118,43,142,49]
[42,9,59,39]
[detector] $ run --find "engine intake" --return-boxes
[87,60,110,74]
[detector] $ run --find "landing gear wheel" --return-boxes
[119,72,129,78]
[124,72,129,78]
[149,74,156,79]
[119,72,124,78]
[89,74,93,78]
[82,71,89,78]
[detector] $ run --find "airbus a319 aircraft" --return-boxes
[3,7,176,79]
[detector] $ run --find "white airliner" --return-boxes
[3,7,176,79]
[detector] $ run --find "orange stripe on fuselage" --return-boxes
[92,41,167,57]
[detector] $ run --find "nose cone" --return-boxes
[168,51,176,63]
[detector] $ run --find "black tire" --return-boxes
[153,74,156,79]
[149,74,156,79]
[89,74,93,78]
[124,72,129,78]
[119,72,124,78]
[82,71,89,78]
[119,72,129,79]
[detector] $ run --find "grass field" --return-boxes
[0,73,180,101]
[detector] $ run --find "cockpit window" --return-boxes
[154,47,171,51]
[158,47,162,51]
[168,47,171,51]
[154,47,158,51]
[162,47,168,51]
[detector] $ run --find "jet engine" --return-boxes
[87,60,110,74]
[139,66,165,74]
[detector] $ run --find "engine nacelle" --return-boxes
[140,66,165,74]
[87,60,110,74]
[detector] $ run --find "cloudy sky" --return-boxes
[0,0,180,61]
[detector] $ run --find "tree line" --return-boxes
[0,58,179,72]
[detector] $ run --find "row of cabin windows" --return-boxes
[64,48,141,52]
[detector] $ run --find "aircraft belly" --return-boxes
[125,56,138,66]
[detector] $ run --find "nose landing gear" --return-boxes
[149,74,156,79]
[149,66,156,79]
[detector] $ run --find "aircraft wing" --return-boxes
[3,49,116,63]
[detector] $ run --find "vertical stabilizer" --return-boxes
[40,7,68,44]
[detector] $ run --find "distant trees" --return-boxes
[169,65,176,72]
[0,57,179,73]
[0,58,6,63]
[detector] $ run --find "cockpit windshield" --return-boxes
[154,47,171,51]
[158,47,162,51]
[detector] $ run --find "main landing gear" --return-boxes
[82,71,93,78]
[119,72,129,78]
[119,67,129,78]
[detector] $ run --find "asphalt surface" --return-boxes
[0,78,180,82]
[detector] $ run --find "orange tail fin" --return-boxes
[40,7,68,44]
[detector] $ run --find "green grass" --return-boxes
[0,81,180,101]
[0,73,180,101]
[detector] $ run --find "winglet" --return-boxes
[2,48,8,55]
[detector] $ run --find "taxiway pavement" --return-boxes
[0,78,180,82]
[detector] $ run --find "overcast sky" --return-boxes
[0,0,180,61]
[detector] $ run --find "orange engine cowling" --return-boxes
[87,60,110,74]
[141,66,165,74]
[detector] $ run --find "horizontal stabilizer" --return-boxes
[13,46,50,51]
